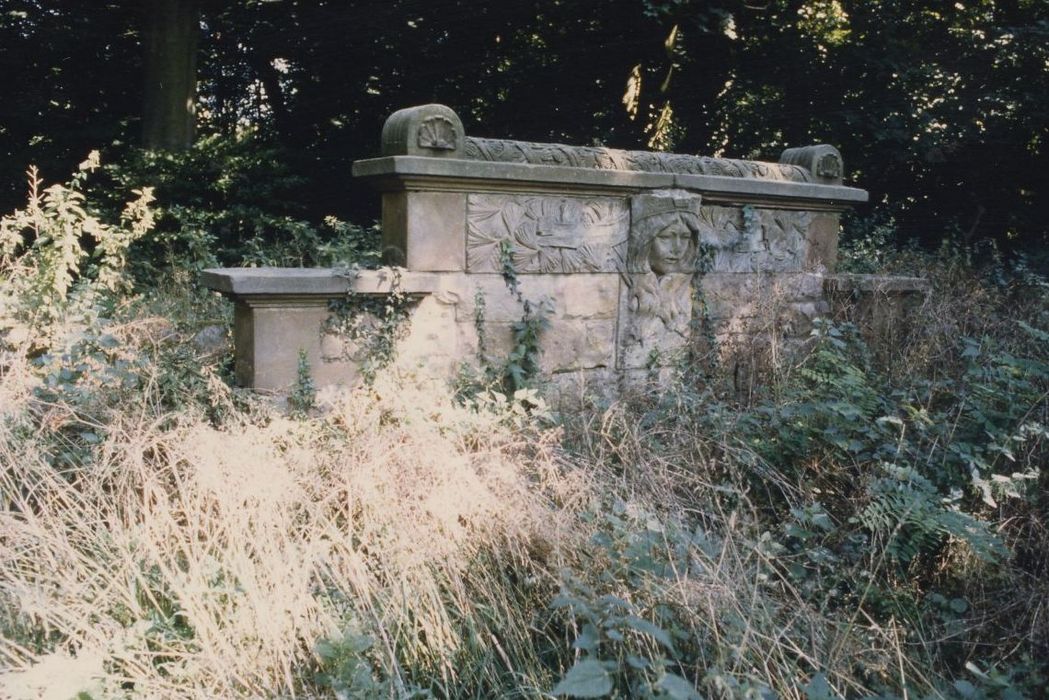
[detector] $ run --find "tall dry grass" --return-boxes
[0,326,593,697]
[0,316,926,699]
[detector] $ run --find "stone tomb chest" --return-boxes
[203,104,920,393]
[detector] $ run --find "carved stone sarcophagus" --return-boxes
[203,104,924,395]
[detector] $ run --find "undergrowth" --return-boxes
[0,160,1047,699]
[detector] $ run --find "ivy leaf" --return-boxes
[551,659,613,698]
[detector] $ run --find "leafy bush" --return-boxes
[98,134,380,276]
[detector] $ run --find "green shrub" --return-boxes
[98,134,380,276]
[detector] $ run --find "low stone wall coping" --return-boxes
[201,267,442,297]
[353,156,869,207]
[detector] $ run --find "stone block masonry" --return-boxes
[203,104,925,394]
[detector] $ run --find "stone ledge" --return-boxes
[201,267,442,297]
[353,156,869,207]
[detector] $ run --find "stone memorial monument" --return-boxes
[202,104,925,394]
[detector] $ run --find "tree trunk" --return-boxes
[142,0,200,150]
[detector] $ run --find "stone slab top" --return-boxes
[352,156,868,207]
[358,104,868,207]
[201,267,442,297]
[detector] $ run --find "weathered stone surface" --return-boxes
[466,194,627,273]
[627,190,704,274]
[353,156,869,205]
[617,190,704,369]
[192,325,228,357]
[617,272,694,369]
[454,274,619,323]
[559,275,620,319]
[699,273,828,340]
[478,317,616,373]
[393,294,462,377]
[234,300,332,390]
[465,136,814,182]
[382,191,466,270]
[201,267,441,296]
[780,144,844,185]
[381,103,465,158]
[805,212,840,272]
[700,206,814,273]
[545,368,619,407]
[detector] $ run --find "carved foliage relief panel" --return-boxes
[462,190,815,369]
[466,194,628,273]
[699,206,812,273]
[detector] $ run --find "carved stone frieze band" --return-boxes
[464,137,813,183]
[697,205,812,273]
[466,194,628,273]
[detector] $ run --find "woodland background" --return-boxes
[2,0,1047,259]
[1,2,1048,699]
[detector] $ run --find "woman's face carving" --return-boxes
[648,217,694,274]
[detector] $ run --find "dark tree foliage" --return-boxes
[0,2,141,206]
[1,0,1046,253]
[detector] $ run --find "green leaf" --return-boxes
[810,512,834,531]
[622,615,676,653]
[658,672,702,699]
[804,672,834,700]
[551,659,613,698]
[1017,320,1049,343]
[573,624,600,652]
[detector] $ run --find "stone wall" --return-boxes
[202,104,925,394]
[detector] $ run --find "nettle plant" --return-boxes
[0,152,154,347]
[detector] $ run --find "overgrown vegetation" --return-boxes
[94,135,382,278]
[1,164,1047,698]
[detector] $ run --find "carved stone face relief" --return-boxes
[617,191,704,369]
[627,192,703,275]
[649,219,695,275]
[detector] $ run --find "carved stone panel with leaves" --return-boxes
[695,205,812,273]
[466,194,628,273]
